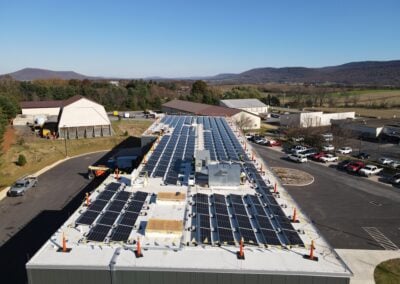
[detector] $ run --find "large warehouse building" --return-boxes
[280,111,355,128]
[220,98,268,115]
[20,95,112,139]
[162,99,261,129]
[26,115,351,284]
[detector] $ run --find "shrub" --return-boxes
[16,154,27,166]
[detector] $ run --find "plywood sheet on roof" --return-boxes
[157,191,186,202]
[146,219,183,234]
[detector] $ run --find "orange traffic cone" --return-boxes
[135,237,143,258]
[85,192,90,206]
[274,183,278,193]
[292,208,299,223]
[237,237,245,260]
[303,240,318,261]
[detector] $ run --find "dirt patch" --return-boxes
[2,126,15,152]
[271,167,314,186]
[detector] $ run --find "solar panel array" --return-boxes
[76,182,150,243]
[143,116,196,185]
[191,192,304,247]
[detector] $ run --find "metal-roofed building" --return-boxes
[20,95,112,139]
[220,98,268,115]
[26,115,351,284]
[162,99,261,129]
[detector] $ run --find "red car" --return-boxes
[267,140,282,147]
[311,152,326,161]
[346,161,365,173]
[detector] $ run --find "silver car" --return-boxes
[7,176,38,197]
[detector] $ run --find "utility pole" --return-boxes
[63,126,68,157]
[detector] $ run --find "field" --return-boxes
[0,119,153,190]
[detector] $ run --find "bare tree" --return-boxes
[236,113,253,131]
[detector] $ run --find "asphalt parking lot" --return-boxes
[252,143,400,250]
[0,152,107,284]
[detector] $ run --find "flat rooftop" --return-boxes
[27,115,351,278]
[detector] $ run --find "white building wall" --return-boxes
[22,107,60,116]
[239,106,269,115]
[281,112,355,128]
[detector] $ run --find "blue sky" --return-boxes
[0,0,399,77]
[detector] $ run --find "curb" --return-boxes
[0,150,108,202]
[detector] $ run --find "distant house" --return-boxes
[220,99,268,115]
[162,99,260,129]
[20,95,112,139]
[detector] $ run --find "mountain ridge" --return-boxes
[2,60,400,85]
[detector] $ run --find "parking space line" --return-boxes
[362,227,399,250]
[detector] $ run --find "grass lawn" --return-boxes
[0,119,153,191]
[374,258,400,284]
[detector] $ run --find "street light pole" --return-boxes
[63,126,68,157]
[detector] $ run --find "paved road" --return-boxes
[252,143,400,250]
[0,152,108,284]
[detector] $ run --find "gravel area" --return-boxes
[271,167,314,186]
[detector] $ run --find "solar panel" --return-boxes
[239,228,258,245]
[235,215,252,229]
[260,229,281,245]
[86,224,111,242]
[216,214,231,228]
[114,191,131,202]
[97,211,119,226]
[119,212,139,227]
[97,190,115,201]
[275,216,296,231]
[282,229,304,246]
[232,203,248,216]
[76,210,99,225]
[88,200,108,212]
[194,193,209,204]
[270,205,285,216]
[196,202,210,215]
[125,200,144,213]
[229,194,243,204]
[253,204,267,216]
[199,214,210,228]
[213,194,226,204]
[110,225,133,242]
[214,203,229,215]
[105,182,120,192]
[217,227,235,244]
[199,227,212,244]
[256,215,274,230]
[107,200,126,213]
[133,191,148,201]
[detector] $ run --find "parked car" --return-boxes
[7,176,38,197]
[389,173,400,185]
[245,134,253,140]
[258,138,270,145]
[354,152,370,160]
[267,140,282,147]
[337,147,352,155]
[321,133,333,142]
[254,137,265,144]
[337,159,353,171]
[303,148,318,157]
[312,152,326,161]
[389,160,400,169]
[378,157,393,165]
[322,144,335,152]
[346,161,365,173]
[320,154,339,163]
[291,145,308,154]
[288,153,308,163]
[271,113,280,118]
[359,165,383,176]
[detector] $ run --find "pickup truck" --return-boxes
[7,176,38,197]
[346,161,365,174]
[358,165,383,176]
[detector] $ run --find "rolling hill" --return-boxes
[2,68,97,81]
[207,60,400,85]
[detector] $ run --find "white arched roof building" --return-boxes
[58,96,112,139]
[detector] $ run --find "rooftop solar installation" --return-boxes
[27,115,351,283]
